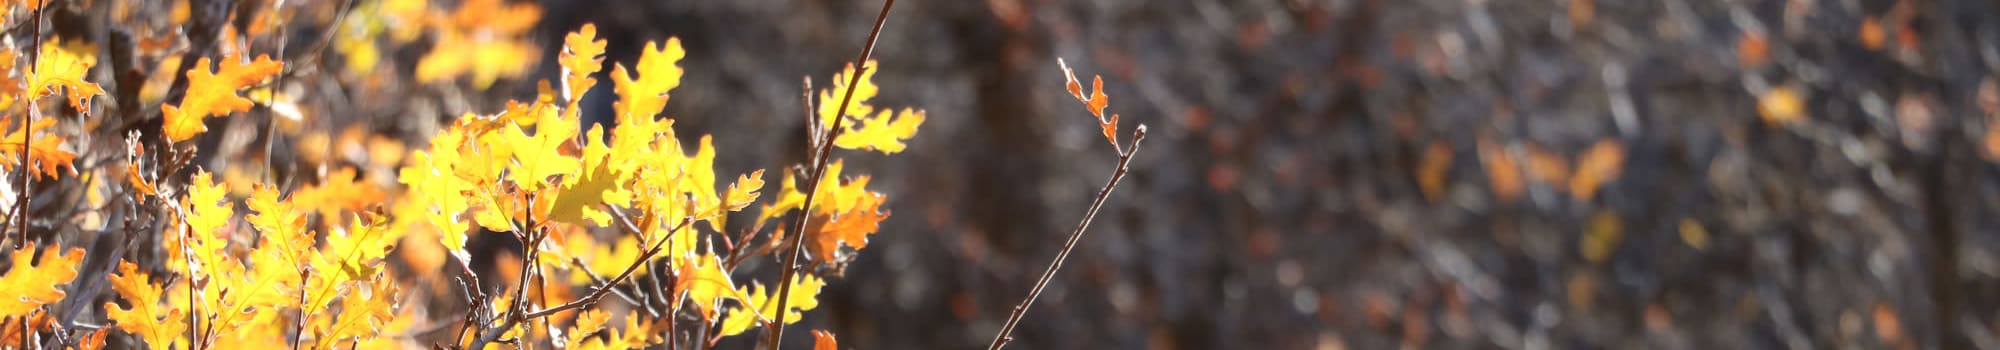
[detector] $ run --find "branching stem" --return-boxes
[986,126,1147,350]
[766,0,897,349]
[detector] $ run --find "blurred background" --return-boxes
[274,0,2000,348]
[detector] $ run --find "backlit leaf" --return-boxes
[27,39,103,112]
[0,243,84,317]
[163,54,283,142]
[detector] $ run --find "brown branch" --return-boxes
[12,0,49,250]
[766,1,898,348]
[565,256,650,315]
[466,206,690,349]
[987,126,1147,350]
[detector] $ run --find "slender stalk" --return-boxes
[987,126,1147,350]
[766,1,897,349]
[468,209,690,348]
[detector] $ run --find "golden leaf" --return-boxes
[0,243,84,317]
[163,54,283,142]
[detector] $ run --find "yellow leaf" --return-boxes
[28,39,103,112]
[674,253,744,320]
[719,274,824,337]
[832,108,925,154]
[561,23,608,106]
[611,38,686,122]
[548,125,631,226]
[163,54,283,142]
[723,170,766,212]
[1759,85,1806,126]
[314,276,397,349]
[817,61,880,129]
[414,0,541,88]
[0,242,84,317]
[565,309,610,348]
[177,171,235,277]
[505,106,580,192]
[104,262,186,349]
[1582,210,1622,263]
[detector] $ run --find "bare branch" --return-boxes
[987,125,1147,350]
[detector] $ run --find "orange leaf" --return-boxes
[1418,140,1452,200]
[1568,140,1625,200]
[163,54,283,142]
[1087,76,1110,117]
[0,242,84,318]
[0,116,75,179]
[1738,31,1768,67]
[1058,58,1085,101]
[809,190,889,263]
[1860,16,1886,51]
[1057,58,1120,146]
[1524,145,1569,186]
[813,330,839,350]
[1479,137,1523,202]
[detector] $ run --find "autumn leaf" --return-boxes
[1759,85,1806,126]
[816,61,923,154]
[313,276,397,349]
[561,23,608,106]
[719,274,825,336]
[1417,141,1452,201]
[1568,139,1625,200]
[162,54,283,142]
[612,38,686,122]
[817,61,879,128]
[1058,58,1118,146]
[414,0,541,88]
[177,171,236,277]
[1479,136,1524,202]
[547,125,632,226]
[565,309,610,348]
[1582,210,1622,263]
[0,116,75,179]
[675,253,744,320]
[27,39,103,112]
[809,183,888,263]
[0,242,84,317]
[832,108,926,154]
[814,330,839,350]
[291,167,389,220]
[105,262,186,349]
[504,105,580,192]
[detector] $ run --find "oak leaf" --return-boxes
[0,242,84,317]
[612,39,686,122]
[28,39,103,112]
[0,116,74,179]
[162,54,283,142]
[1058,58,1118,146]
[104,262,186,349]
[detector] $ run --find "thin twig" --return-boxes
[466,209,691,349]
[986,126,1147,350]
[565,256,651,315]
[767,1,898,348]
